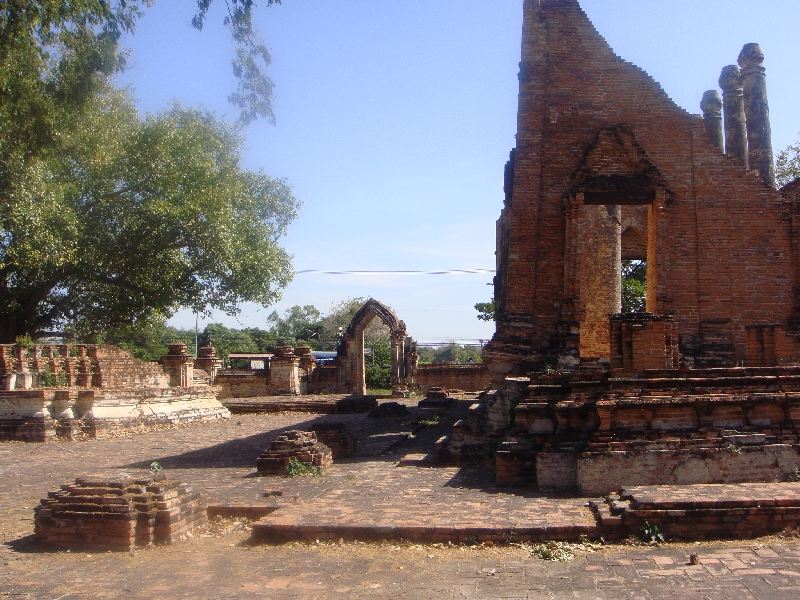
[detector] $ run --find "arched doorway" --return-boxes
[336,299,412,396]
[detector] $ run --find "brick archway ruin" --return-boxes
[560,125,671,364]
[335,299,413,397]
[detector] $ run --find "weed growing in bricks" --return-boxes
[787,468,800,482]
[503,527,520,544]
[727,442,742,455]
[150,461,163,474]
[38,368,56,388]
[638,521,665,544]
[285,458,322,478]
[416,416,440,427]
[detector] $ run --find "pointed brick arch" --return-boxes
[336,299,410,397]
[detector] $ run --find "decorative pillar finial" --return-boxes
[719,65,748,167]
[700,90,724,152]
[738,43,775,187]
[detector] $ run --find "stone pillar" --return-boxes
[700,90,724,152]
[295,346,316,396]
[76,346,92,388]
[194,346,223,384]
[390,332,408,398]
[14,345,33,389]
[719,65,748,167]
[295,345,316,376]
[269,346,300,396]
[404,337,418,388]
[160,342,195,388]
[578,201,621,360]
[0,345,16,390]
[738,43,775,188]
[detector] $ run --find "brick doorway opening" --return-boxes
[564,126,670,362]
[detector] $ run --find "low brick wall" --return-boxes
[216,370,270,399]
[307,366,339,395]
[415,364,491,393]
[0,387,229,441]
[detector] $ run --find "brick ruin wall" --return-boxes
[0,344,229,441]
[486,0,800,378]
[415,364,491,393]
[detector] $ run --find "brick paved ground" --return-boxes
[2,403,800,598]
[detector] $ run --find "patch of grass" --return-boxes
[285,458,323,478]
[416,416,440,427]
[529,541,575,562]
[366,389,393,397]
[787,468,800,482]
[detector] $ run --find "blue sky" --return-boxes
[117,0,800,343]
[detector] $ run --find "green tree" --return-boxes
[319,297,391,352]
[475,299,495,322]
[418,343,482,365]
[243,327,280,353]
[622,260,647,314]
[101,318,197,362]
[0,86,299,342]
[266,305,323,345]
[199,323,258,362]
[777,134,800,188]
[1,1,280,185]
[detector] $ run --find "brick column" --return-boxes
[160,343,194,388]
[194,346,222,384]
[700,90,724,152]
[719,65,748,167]
[269,346,300,396]
[738,43,775,188]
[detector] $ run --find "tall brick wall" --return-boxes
[486,0,800,378]
[415,364,491,393]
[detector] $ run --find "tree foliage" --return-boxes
[475,299,495,322]
[417,343,482,365]
[266,305,323,344]
[192,0,283,125]
[777,134,800,189]
[622,260,647,314]
[318,297,391,352]
[0,87,299,342]
[1,1,294,343]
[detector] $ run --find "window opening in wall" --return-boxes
[622,260,647,313]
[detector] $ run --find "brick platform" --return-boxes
[34,473,206,552]
[222,394,378,415]
[255,430,333,475]
[592,482,800,541]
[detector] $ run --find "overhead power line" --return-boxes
[295,269,496,276]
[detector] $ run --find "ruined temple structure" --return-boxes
[440,0,800,493]
[0,342,229,442]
